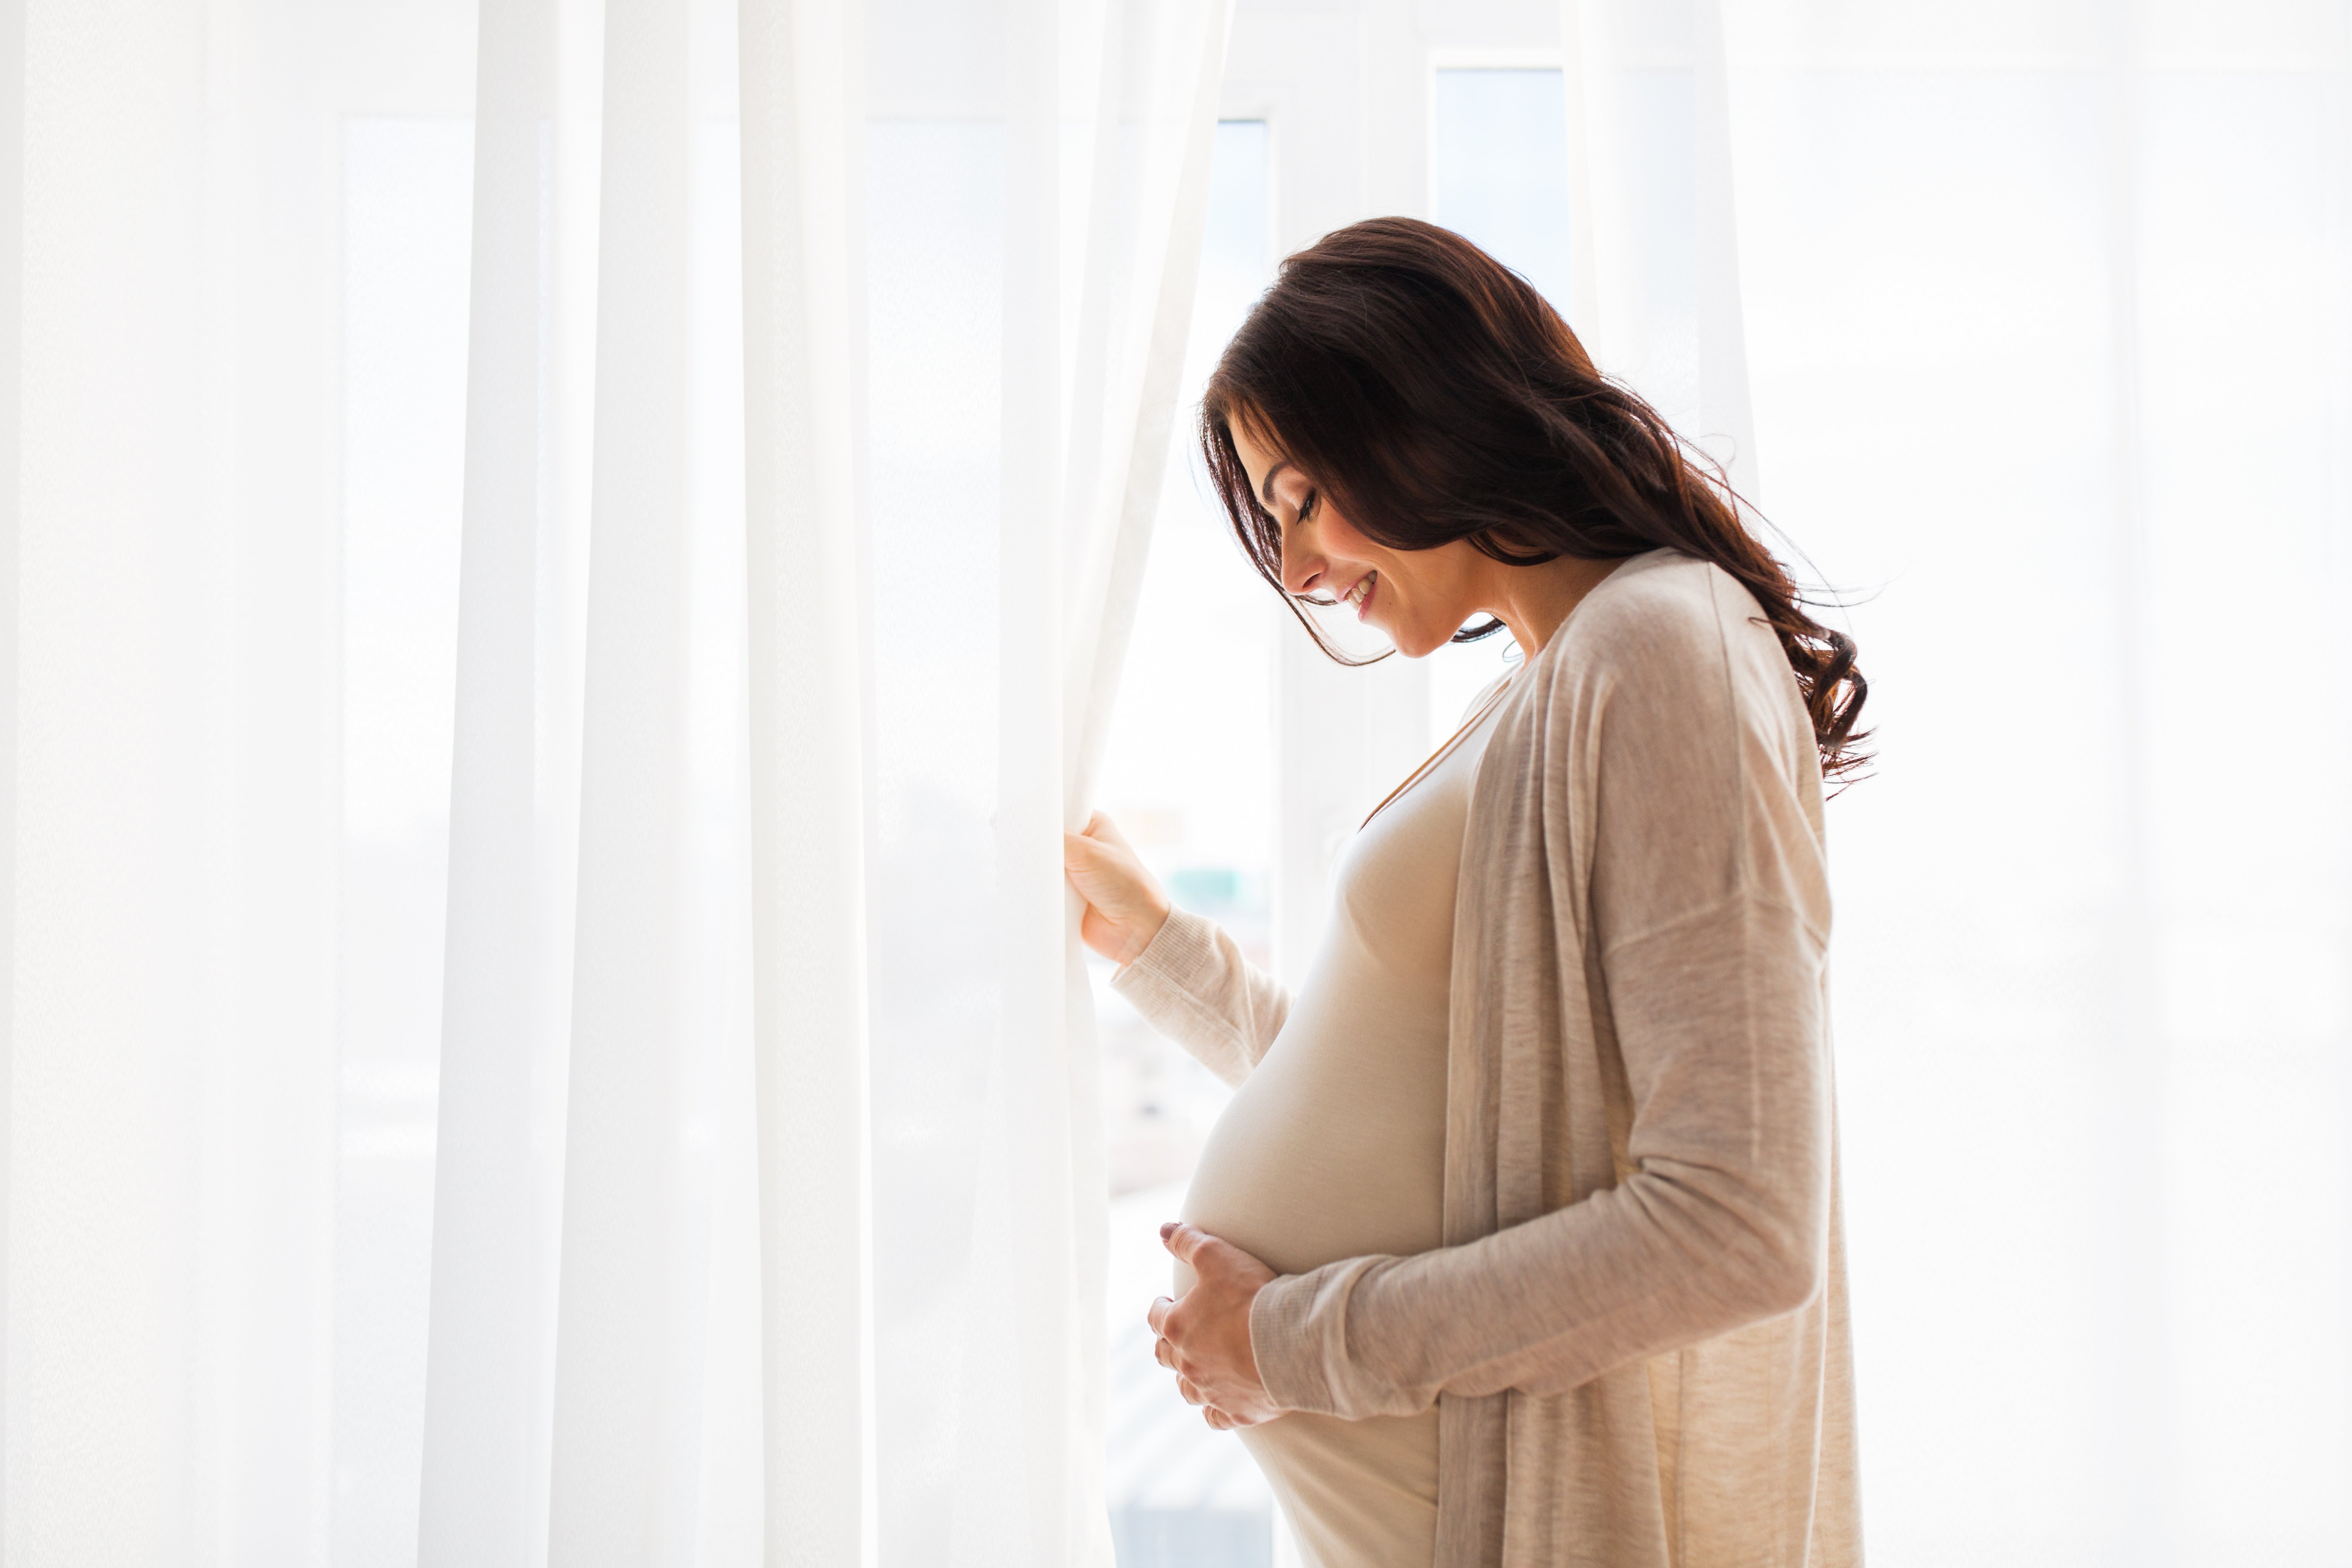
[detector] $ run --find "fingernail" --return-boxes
[1159,1222,1175,1238]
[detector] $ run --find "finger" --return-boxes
[1154,1336,1174,1371]
[1146,1295,1173,1336]
[1160,1221,1211,1265]
[1204,1407,1231,1431]
[1177,1376,1204,1407]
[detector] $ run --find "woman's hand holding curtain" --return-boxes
[1062,811,1172,966]
[1149,1222,1282,1431]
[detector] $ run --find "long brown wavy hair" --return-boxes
[1200,216,1869,783]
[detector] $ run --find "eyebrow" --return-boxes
[1258,459,1293,509]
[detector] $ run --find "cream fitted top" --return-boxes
[1115,691,1506,1568]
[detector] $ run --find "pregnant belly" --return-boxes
[1177,987,1450,1568]
[1175,979,1449,1291]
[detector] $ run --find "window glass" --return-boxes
[1433,67,1574,314]
[338,116,473,1565]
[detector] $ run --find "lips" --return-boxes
[1343,571,1378,621]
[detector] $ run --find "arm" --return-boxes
[1064,813,1291,1087]
[1245,581,1834,1418]
[1250,899,1828,1415]
[1112,907,1291,1087]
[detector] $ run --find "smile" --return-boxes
[1343,571,1378,620]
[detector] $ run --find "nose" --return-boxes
[1279,526,1323,598]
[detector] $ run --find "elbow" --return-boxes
[1642,1160,1830,1324]
[1697,1182,1827,1322]
[1743,1235,1825,1319]
[1734,1188,1829,1319]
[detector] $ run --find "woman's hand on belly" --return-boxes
[1148,1222,1283,1431]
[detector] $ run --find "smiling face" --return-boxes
[1228,417,1499,660]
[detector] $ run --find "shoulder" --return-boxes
[1536,550,1779,705]
[1494,550,1813,785]
[1562,551,1761,663]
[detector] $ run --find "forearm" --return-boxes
[1249,1157,1823,1417]
[1110,907,1291,1086]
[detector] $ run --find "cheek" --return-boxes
[1314,508,1459,637]
[1314,504,1379,561]
[1315,509,1412,601]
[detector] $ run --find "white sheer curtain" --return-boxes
[7,2,343,1558]
[0,0,1224,1562]
[853,0,1227,1561]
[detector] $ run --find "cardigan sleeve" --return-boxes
[1110,905,1291,1088]
[1247,565,1835,1418]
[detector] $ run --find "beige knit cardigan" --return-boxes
[1131,551,1859,1567]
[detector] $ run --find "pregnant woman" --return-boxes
[1063,219,1864,1568]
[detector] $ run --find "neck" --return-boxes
[1486,555,1623,660]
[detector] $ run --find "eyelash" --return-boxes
[1289,489,1319,527]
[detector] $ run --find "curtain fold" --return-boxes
[1061,0,1234,820]
[544,0,696,1557]
[1558,0,1760,494]
[415,0,1231,1561]
[957,0,1232,1560]
[1690,0,1759,499]
[986,0,1087,1557]
[11,3,342,1558]
[418,0,560,1558]
[737,0,875,1560]
[0,0,20,1533]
